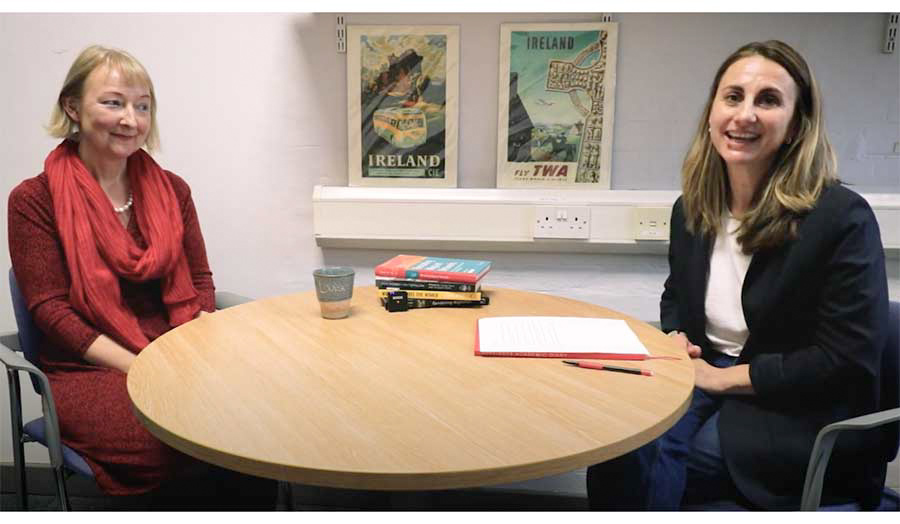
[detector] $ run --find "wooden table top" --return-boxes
[127,286,694,491]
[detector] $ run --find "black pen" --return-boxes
[563,360,653,377]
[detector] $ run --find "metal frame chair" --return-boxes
[680,300,900,511]
[800,299,900,511]
[1,268,253,510]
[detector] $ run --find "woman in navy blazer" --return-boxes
[587,40,889,510]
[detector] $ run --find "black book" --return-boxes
[375,278,480,292]
[381,295,490,310]
[407,296,489,308]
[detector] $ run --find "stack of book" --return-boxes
[374,254,491,310]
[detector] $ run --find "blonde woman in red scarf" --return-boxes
[8,45,274,509]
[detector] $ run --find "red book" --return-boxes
[375,254,491,284]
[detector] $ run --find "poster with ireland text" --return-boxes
[348,25,459,187]
[496,23,618,188]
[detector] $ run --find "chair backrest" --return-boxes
[882,300,900,461]
[9,268,44,393]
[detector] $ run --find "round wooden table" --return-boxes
[127,287,694,491]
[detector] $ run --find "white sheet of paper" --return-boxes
[477,316,649,355]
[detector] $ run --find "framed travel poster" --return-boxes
[496,23,618,188]
[347,25,459,187]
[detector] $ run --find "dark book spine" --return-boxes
[406,296,490,309]
[375,279,478,292]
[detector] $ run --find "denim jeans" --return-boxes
[586,352,741,510]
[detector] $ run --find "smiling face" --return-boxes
[708,55,798,178]
[64,65,152,167]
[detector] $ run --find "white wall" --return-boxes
[1,12,898,488]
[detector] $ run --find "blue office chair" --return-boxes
[0,268,253,510]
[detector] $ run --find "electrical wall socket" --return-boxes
[632,207,670,241]
[533,206,590,239]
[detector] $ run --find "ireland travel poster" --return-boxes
[496,23,618,188]
[347,25,459,187]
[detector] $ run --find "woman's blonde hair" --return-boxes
[47,45,160,152]
[681,40,837,253]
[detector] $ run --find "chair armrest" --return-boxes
[215,291,253,310]
[1,332,21,351]
[0,338,66,468]
[821,409,900,431]
[0,337,37,375]
[801,407,900,511]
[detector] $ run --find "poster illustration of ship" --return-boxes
[496,23,618,189]
[347,25,459,187]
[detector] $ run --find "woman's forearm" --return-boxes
[83,334,136,374]
[719,364,755,394]
[694,360,755,395]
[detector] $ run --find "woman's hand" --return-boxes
[693,359,755,395]
[668,330,702,358]
[693,358,723,392]
[83,334,136,374]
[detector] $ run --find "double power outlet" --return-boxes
[532,205,672,241]
[533,206,591,239]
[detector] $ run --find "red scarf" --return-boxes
[45,140,199,352]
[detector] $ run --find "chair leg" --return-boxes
[53,465,71,511]
[7,369,28,511]
[277,481,294,511]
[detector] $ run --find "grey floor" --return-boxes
[0,468,589,511]
[0,488,589,512]
[3,461,897,511]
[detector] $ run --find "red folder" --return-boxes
[473,322,679,360]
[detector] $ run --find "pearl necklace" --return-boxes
[113,192,134,214]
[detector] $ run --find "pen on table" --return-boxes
[562,360,653,377]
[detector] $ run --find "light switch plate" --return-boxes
[632,207,670,241]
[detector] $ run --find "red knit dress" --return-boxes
[7,171,216,495]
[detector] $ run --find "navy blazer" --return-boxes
[660,183,890,509]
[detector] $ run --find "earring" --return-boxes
[785,136,792,145]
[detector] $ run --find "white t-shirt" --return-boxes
[704,214,753,357]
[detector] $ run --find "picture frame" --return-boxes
[496,22,619,189]
[347,25,460,188]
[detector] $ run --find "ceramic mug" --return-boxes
[313,267,355,319]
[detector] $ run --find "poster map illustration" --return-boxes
[496,23,618,188]
[347,26,459,187]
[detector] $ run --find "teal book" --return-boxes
[374,254,491,284]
